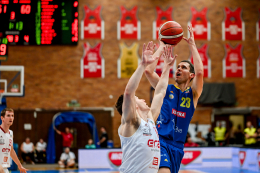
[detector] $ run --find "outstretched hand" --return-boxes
[183,25,196,46]
[18,166,28,173]
[163,45,177,66]
[141,41,159,67]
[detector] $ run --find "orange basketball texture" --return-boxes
[159,21,183,45]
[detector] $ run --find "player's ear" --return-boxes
[190,73,195,79]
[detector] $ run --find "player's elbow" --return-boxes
[196,70,204,77]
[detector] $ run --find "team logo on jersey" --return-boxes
[164,158,168,162]
[181,151,201,165]
[172,109,186,118]
[9,139,12,146]
[3,156,8,162]
[172,119,182,133]
[169,94,174,99]
[152,157,159,165]
[0,139,4,145]
[142,124,152,136]
[108,151,122,167]
[239,151,246,166]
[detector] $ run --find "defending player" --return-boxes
[0,108,28,173]
[145,25,204,173]
[115,42,177,173]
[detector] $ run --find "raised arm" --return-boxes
[55,128,61,135]
[150,45,177,121]
[122,42,158,124]
[183,25,204,107]
[145,41,166,88]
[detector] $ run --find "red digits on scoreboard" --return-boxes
[15,35,19,43]
[6,35,13,42]
[24,35,29,42]
[0,44,6,55]
[21,5,31,14]
[10,11,15,20]
[4,5,7,13]
[73,1,78,7]
[13,0,18,3]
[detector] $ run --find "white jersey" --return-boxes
[0,127,13,168]
[118,118,160,173]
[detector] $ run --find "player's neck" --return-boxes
[0,124,9,133]
[175,82,189,92]
[137,109,149,122]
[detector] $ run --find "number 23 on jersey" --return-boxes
[180,97,190,108]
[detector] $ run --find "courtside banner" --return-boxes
[240,149,260,172]
[81,5,104,40]
[117,6,140,40]
[188,7,210,40]
[80,42,105,78]
[153,6,173,40]
[78,148,260,171]
[78,149,122,169]
[222,7,245,41]
[190,43,211,78]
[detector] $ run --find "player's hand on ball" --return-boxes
[163,45,177,66]
[183,25,196,46]
[141,41,158,67]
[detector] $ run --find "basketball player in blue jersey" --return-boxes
[145,25,204,173]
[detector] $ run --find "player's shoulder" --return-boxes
[9,130,13,135]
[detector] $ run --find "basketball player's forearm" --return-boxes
[11,149,22,168]
[125,64,145,94]
[154,65,170,95]
[144,47,163,87]
[149,46,164,72]
[0,164,4,173]
[190,45,203,74]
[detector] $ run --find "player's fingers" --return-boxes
[169,45,172,56]
[182,37,188,41]
[153,44,156,50]
[146,42,150,50]
[143,43,146,53]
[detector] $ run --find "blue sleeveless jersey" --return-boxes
[156,84,195,149]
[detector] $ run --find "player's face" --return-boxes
[135,96,149,111]
[175,62,192,84]
[1,111,14,126]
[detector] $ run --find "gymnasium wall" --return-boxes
[2,0,260,147]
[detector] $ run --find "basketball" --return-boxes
[159,21,183,45]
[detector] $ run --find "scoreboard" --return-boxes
[0,0,78,45]
[0,37,8,60]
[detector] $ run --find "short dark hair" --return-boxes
[1,108,14,117]
[180,60,195,74]
[115,94,123,116]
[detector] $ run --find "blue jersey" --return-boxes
[156,84,195,149]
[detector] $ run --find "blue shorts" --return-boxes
[159,138,184,173]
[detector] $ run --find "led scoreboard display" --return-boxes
[0,0,78,45]
[0,37,8,60]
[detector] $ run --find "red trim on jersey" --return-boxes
[0,126,6,133]
[0,126,10,134]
